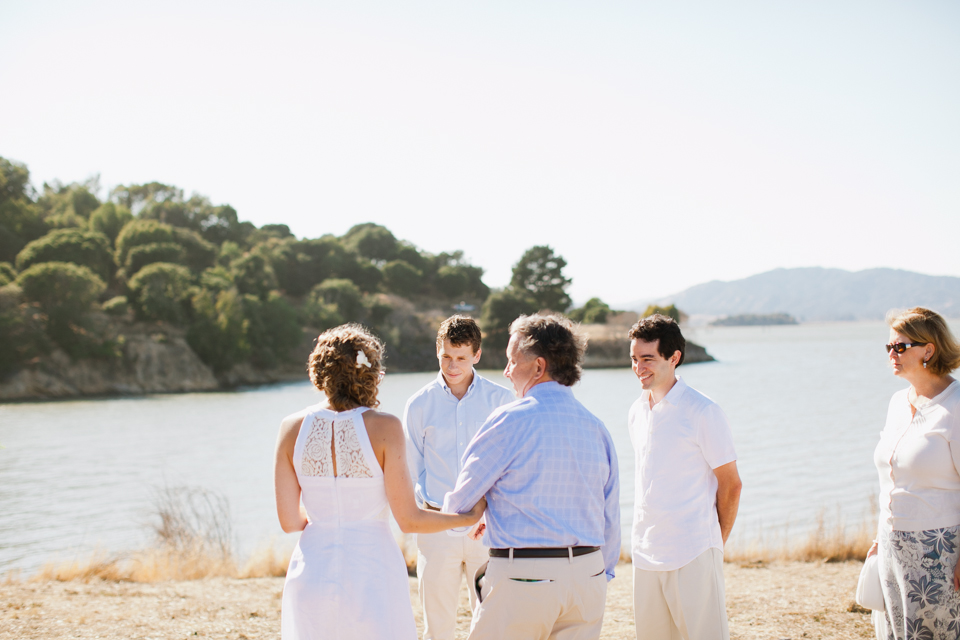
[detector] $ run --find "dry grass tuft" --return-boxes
[724,508,874,564]
[240,539,291,579]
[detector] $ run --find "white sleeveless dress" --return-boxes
[281,404,418,640]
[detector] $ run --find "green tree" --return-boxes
[0,262,15,286]
[0,285,51,376]
[187,287,250,373]
[479,288,538,352]
[241,292,302,368]
[642,304,681,323]
[0,157,46,263]
[37,179,101,228]
[115,220,215,273]
[382,260,422,297]
[230,252,278,299]
[127,262,194,323]
[15,229,115,282]
[342,223,398,262]
[16,262,107,354]
[88,202,133,244]
[509,245,572,311]
[309,278,364,321]
[568,298,612,324]
[124,242,188,278]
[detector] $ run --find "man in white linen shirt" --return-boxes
[628,314,742,640]
[403,315,514,640]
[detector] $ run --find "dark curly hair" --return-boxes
[628,314,686,365]
[307,324,384,411]
[436,315,482,353]
[509,313,586,386]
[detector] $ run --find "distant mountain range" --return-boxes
[646,268,960,322]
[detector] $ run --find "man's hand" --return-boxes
[468,516,486,541]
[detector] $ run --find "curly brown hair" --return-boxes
[307,324,384,411]
[887,307,960,377]
[509,313,586,386]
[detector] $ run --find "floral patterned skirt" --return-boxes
[873,525,960,640]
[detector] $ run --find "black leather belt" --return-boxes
[489,546,600,558]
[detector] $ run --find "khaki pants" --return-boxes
[469,550,607,640]
[417,532,489,640]
[632,548,729,640]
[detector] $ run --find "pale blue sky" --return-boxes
[2,1,958,305]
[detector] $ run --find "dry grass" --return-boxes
[725,508,874,564]
[21,486,874,584]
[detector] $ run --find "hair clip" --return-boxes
[356,350,371,368]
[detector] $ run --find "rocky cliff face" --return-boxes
[0,332,220,401]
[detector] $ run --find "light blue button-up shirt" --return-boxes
[403,371,515,509]
[443,381,621,580]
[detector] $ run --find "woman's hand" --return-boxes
[465,496,487,523]
[867,541,878,559]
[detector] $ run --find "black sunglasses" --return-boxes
[885,342,927,355]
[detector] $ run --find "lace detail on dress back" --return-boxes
[301,412,375,478]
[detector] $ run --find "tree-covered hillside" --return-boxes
[0,158,494,378]
[0,156,625,388]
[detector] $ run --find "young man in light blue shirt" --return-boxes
[403,315,514,640]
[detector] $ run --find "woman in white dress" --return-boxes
[274,324,486,640]
[869,307,960,639]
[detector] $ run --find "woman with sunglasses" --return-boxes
[870,307,960,639]
[274,324,486,640]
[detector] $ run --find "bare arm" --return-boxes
[365,411,485,533]
[714,460,742,545]
[274,412,309,533]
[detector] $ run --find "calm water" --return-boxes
[0,321,924,574]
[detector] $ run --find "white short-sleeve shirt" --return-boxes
[629,375,737,571]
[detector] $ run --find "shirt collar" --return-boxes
[643,375,688,408]
[436,369,479,397]
[525,380,569,399]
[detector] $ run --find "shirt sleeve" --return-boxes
[601,429,621,581]
[696,403,737,469]
[402,397,428,508]
[442,410,512,515]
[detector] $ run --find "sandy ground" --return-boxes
[0,561,873,639]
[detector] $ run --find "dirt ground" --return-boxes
[0,561,872,639]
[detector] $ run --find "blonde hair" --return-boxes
[307,324,384,411]
[887,307,960,376]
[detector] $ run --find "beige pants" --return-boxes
[417,532,489,640]
[632,548,729,640]
[469,550,608,640]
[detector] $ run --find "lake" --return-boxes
[0,321,920,575]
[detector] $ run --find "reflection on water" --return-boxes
[0,321,914,574]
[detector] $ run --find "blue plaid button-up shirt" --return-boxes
[443,381,621,580]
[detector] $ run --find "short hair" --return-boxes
[436,315,482,353]
[628,314,686,365]
[887,307,960,376]
[509,313,586,386]
[308,323,384,411]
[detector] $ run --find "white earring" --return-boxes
[923,360,928,369]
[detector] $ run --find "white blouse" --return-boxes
[874,380,960,533]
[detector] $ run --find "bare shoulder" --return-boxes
[277,408,310,448]
[362,410,404,445]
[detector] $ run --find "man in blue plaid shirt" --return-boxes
[443,313,620,640]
